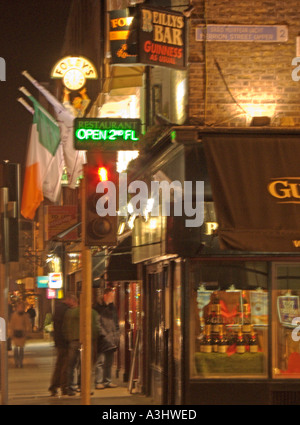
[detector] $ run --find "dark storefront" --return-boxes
[129,127,300,405]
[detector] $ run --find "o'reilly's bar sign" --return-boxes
[74,118,141,151]
[139,6,187,70]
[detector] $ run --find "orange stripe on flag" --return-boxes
[21,162,44,220]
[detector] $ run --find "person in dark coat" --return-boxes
[94,288,120,389]
[26,305,36,331]
[48,293,76,396]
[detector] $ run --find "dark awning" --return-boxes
[203,133,300,252]
[106,236,137,281]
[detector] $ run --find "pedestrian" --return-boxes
[62,295,100,396]
[8,301,31,368]
[48,293,74,397]
[26,304,36,331]
[94,287,120,389]
[61,294,80,395]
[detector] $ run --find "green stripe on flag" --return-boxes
[30,96,60,156]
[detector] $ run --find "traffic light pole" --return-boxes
[80,176,92,405]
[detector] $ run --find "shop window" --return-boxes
[151,67,187,125]
[190,261,268,379]
[272,264,300,379]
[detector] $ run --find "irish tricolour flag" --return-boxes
[21,97,64,220]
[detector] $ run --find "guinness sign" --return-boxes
[203,133,300,252]
[268,178,300,203]
[139,6,187,70]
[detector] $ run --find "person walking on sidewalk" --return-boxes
[94,287,120,389]
[8,301,31,368]
[48,293,75,396]
[62,295,100,396]
[26,305,36,331]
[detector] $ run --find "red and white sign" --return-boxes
[48,272,63,289]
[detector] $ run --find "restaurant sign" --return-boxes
[138,6,187,70]
[109,9,137,64]
[44,205,78,241]
[51,56,97,91]
[74,118,141,150]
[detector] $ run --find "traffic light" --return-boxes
[83,152,118,246]
[0,162,20,262]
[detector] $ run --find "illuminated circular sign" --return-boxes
[51,56,97,91]
[63,68,86,91]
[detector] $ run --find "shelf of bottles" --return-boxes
[197,289,262,356]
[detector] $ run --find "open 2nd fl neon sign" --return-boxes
[76,128,139,141]
[74,118,141,150]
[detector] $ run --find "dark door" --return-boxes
[148,265,168,404]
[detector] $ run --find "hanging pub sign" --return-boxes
[74,118,141,150]
[138,6,187,70]
[109,9,138,64]
[51,56,98,91]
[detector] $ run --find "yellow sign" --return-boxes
[51,56,97,91]
[268,178,300,204]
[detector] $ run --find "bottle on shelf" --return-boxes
[201,325,213,353]
[217,325,229,354]
[205,304,213,325]
[249,325,258,354]
[242,303,251,333]
[213,331,219,353]
[212,291,220,305]
[236,326,246,354]
[212,303,223,333]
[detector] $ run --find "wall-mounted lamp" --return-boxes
[250,116,271,127]
[183,3,195,18]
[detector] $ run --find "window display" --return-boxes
[191,261,268,378]
[273,264,300,378]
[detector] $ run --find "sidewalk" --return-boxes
[7,338,156,406]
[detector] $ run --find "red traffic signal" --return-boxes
[98,166,108,182]
[83,152,118,246]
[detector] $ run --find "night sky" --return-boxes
[0,0,72,171]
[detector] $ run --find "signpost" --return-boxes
[0,187,9,405]
[80,178,92,405]
[0,162,20,405]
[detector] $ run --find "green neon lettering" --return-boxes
[108,130,117,140]
[131,131,139,141]
[76,127,139,142]
[76,129,87,139]
[93,130,100,140]
[99,130,107,140]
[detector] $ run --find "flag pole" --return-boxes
[18,87,59,127]
[22,71,63,111]
[17,97,34,115]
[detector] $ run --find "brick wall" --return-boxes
[188,0,300,127]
